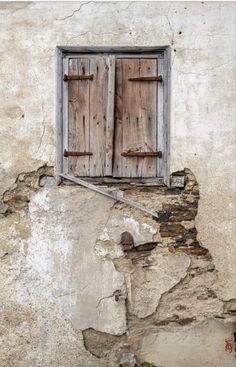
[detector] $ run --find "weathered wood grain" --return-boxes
[139,58,157,177]
[58,48,170,184]
[113,58,157,178]
[89,57,108,176]
[105,56,115,176]
[113,58,123,177]
[68,58,90,176]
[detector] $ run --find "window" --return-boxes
[56,47,170,186]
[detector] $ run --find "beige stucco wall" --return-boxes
[0,2,236,366]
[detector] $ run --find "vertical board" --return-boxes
[89,57,109,176]
[139,59,157,177]
[105,56,115,176]
[68,58,90,176]
[113,59,123,177]
[113,58,157,178]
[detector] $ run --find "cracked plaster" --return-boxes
[0,2,236,366]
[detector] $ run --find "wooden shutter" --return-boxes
[113,58,158,178]
[67,56,115,177]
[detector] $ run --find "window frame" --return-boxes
[56,46,171,186]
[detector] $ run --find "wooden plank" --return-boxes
[65,54,164,59]
[60,173,159,219]
[58,45,165,54]
[89,57,108,176]
[105,56,115,176]
[122,58,140,177]
[56,48,63,184]
[113,58,123,177]
[139,58,157,177]
[68,58,90,176]
[62,57,69,174]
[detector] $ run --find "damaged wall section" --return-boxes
[1,161,235,367]
[0,161,235,366]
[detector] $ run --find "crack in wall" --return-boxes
[57,1,95,21]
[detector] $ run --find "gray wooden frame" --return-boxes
[56,46,170,186]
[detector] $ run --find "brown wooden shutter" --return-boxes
[67,56,115,177]
[68,58,90,176]
[113,58,158,178]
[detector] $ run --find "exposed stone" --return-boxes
[82,328,126,358]
[136,242,158,252]
[168,245,209,256]
[160,223,187,237]
[169,209,197,222]
[223,299,236,315]
[2,165,54,215]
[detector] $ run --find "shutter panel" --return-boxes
[113,58,157,178]
[67,56,114,177]
[68,58,90,176]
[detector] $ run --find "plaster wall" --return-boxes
[0,2,236,366]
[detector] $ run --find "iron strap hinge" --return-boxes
[63,74,94,82]
[121,151,162,158]
[64,150,93,157]
[128,75,163,82]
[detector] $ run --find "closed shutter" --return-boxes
[66,56,115,177]
[113,58,158,178]
[63,54,163,180]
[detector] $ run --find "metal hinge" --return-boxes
[63,74,94,82]
[128,75,163,82]
[121,151,162,158]
[64,150,93,157]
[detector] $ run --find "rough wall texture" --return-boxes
[0,2,236,367]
